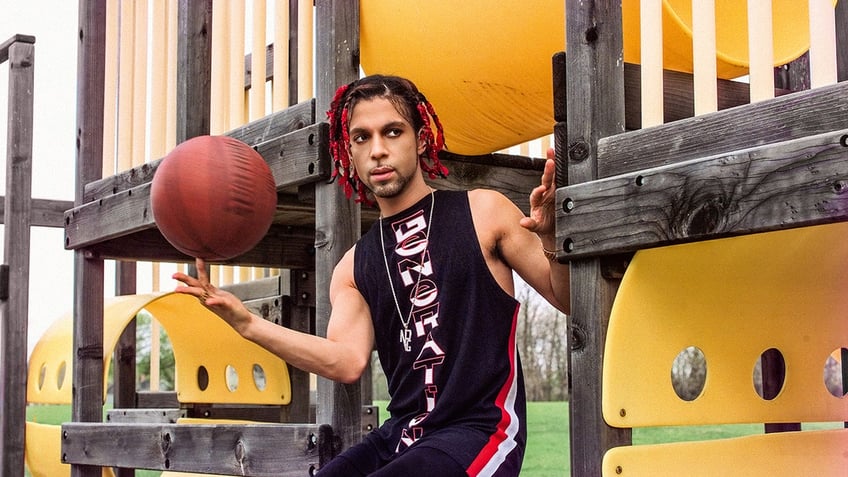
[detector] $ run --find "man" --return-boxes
[173,75,569,476]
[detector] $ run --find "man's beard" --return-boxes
[366,169,412,199]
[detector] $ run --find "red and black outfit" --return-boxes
[320,190,526,476]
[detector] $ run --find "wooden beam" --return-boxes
[434,151,545,215]
[65,125,329,252]
[564,1,631,475]
[82,100,315,202]
[621,62,755,130]
[62,422,323,476]
[1,35,34,477]
[837,0,847,82]
[598,81,848,178]
[313,0,362,460]
[0,34,35,62]
[72,3,108,477]
[0,198,73,227]
[78,224,316,269]
[555,128,848,260]
[175,0,212,143]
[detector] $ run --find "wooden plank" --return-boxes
[554,129,848,260]
[622,62,755,131]
[83,100,315,201]
[433,152,545,215]
[72,3,108,477]
[837,0,847,82]
[0,34,35,63]
[184,404,289,423]
[65,125,330,252]
[136,391,180,409]
[223,274,285,302]
[62,422,322,476]
[1,37,34,477]
[283,273,315,423]
[598,81,848,178]
[77,224,315,269]
[564,1,632,476]
[0,197,73,227]
[175,0,212,143]
[260,122,332,188]
[313,0,362,459]
[106,409,184,424]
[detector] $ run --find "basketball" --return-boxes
[150,135,277,261]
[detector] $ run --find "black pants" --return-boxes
[318,440,467,476]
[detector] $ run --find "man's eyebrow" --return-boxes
[349,120,409,134]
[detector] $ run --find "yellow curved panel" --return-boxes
[603,222,848,427]
[602,428,848,477]
[361,0,824,155]
[143,293,291,405]
[27,293,290,406]
[25,422,115,477]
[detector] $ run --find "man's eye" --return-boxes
[387,129,402,137]
[352,134,367,144]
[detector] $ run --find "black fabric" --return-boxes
[350,190,526,476]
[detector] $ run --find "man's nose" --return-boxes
[370,135,388,158]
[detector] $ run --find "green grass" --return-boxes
[26,402,844,476]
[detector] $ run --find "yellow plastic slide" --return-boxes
[361,0,822,155]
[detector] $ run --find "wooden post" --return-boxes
[0,33,35,477]
[176,0,212,144]
[72,2,107,477]
[563,1,631,475]
[836,0,847,82]
[313,0,362,457]
[113,264,137,477]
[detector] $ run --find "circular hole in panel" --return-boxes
[38,363,47,391]
[824,347,848,398]
[225,365,239,392]
[197,365,209,391]
[253,364,267,391]
[753,348,786,400]
[56,361,67,390]
[671,346,707,401]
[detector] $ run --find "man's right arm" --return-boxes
[240,247,375,384]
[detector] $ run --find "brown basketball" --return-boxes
[150,135,277,261]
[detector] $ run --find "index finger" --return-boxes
[542,158,556,191]
[195,258,210,284]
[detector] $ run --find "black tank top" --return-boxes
[354,190,526,475]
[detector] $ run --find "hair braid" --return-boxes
[326,75,449,204]
[416,100,449,179]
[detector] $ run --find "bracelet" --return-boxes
[543,246,559,262]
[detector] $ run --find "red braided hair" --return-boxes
[326,75,449,204]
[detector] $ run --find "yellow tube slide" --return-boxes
[361,0,824,155]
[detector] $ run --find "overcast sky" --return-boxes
[1,1,80,356]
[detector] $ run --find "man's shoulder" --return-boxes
[467,188,512,210]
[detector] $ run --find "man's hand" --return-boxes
[172,258,255,336]
[519,147,556,239]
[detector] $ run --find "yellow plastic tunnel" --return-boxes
[361,0,825,155]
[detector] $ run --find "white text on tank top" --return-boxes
[389,208,445,451]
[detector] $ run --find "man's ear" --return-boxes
[417,130,427,155]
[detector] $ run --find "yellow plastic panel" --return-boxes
[27,293,290,406]
[24,422,115,477]
[360,0,823,155]
[25,294,147,404]
[603,222,848,428]
[144,293,291,405]
[602,428,848,477]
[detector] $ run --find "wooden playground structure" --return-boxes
[2,0,848,475]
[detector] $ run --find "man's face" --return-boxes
[347,98,426,199]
